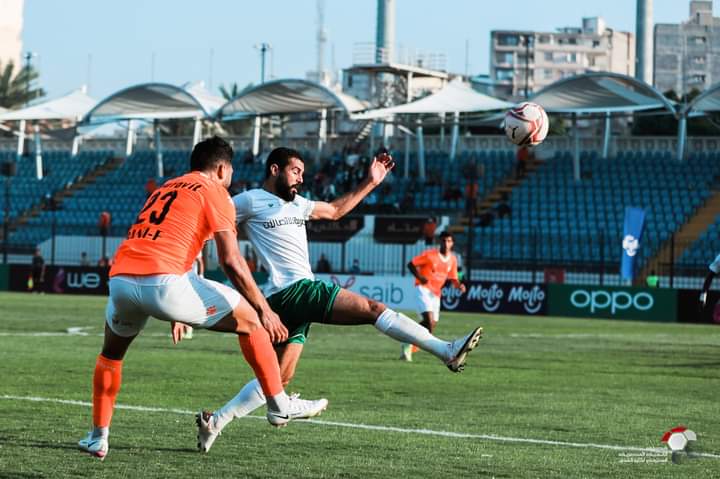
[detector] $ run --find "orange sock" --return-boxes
[238,328,283,397]
[92,354,123,428]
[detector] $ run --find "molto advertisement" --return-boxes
[548,284,676,322]
[9,265,109,295]
[441,281,547,315]
[315,273,416,310]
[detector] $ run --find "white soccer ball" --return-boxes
[504,102,549,147]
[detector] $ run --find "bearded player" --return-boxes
[401,231,466,362]
[191,147,483,452]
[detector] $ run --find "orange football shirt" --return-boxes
[411,249,458,297]
[110,171,236,277]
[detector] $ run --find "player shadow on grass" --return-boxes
[0,473,48,479]
[0,437,196,455]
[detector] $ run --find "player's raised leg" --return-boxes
[328,288,482,372]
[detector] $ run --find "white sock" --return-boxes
[375,309,450,361]
[91,426,109,440]
[213,379,267,432]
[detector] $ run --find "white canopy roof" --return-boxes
[352,80,513,120]
[83,82,224,123]
[217,78,367,119]
[529,72,676,114]
[0,88,96,121]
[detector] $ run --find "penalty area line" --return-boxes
[1,394,719,459]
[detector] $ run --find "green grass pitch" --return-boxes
[0,291,718,478]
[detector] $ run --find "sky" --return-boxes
[20,0,710,100]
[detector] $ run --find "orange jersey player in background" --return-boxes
[402,231,467,361]
[78,136,328,460]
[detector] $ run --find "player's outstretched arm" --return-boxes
[214,230,289,343]
[311,153,395,221]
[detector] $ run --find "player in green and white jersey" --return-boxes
[191,147,483,452]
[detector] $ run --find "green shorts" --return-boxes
[266,279,341,345]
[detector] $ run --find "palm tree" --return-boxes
[217,82,255,136]
[219,82,253,101]
[0,60,45,109]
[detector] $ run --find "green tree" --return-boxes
[217,82,255,136]
[0,60,45,109]
[219,82,253,101]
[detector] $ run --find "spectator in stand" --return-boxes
[423,217,437,245]
[98,211,111,237]
[30,248,46,293]
[315,254,331,273]
[516,146,533,180]
[465,181,479,216]
[350,259,361,274]
[144,177,157,199]
[98,256,111,268]
[80,252,90,267]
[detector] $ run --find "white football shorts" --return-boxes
[414,284,441,320]
[105,272,241,337]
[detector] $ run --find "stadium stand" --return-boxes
[1,149,112,237]
[5,146,719,279]
[461,150,720,269]
[678,214,720,268]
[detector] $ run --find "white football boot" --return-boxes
[266,394,328,427]
[399,343,413,362]
[445,327,483,373]
[78,431,108,459]
[196,411,221,453]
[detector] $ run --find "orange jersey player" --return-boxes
[77,136,328,460]
[402,231,466,361]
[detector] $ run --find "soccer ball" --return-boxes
[504,102,549,147]
[661,427,696,452]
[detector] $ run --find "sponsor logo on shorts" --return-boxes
[206,305,217,315]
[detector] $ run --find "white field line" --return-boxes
[2,394,719,459]
[0,331,689,340]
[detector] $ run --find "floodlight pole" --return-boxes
[24,52,32,107]
[255,43,271,84]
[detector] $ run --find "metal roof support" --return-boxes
[252,116,261,157]
[677,115,687,162]
[602,112,612,159]
[572,113,580,182]
[449,111,460,162]
[154,119,164,177]
[192,118,202,146]
[33,122,43,180]
[416,118,425,180]
[16,120,26,158]
[125,120,135,158]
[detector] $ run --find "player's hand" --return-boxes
[368,152,395,186]
[171,321,188,345]
[458,283,467,294]
[259,307,288,344]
